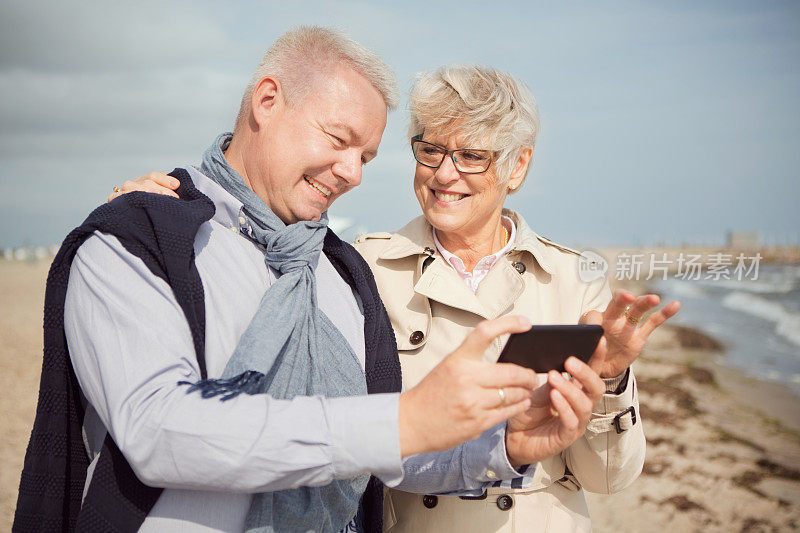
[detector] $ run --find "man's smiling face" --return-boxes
[245,64,387,225]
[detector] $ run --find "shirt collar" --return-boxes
[431,216,516,274]
[184,164,245,230]
[378,210,555,276]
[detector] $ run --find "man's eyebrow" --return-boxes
[329,122,377,159]
[329,122,363,145]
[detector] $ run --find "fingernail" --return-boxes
[170,179,180,188]
[549,371,563,383]
[518,316,531,328]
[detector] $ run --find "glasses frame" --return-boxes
[410,135,496,174]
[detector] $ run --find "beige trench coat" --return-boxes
[354,210,645,533]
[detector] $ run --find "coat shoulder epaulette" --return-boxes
[536,235,582,256]
[354,231,393,244]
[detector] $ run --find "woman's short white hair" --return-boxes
[408,65,540,190]
[236,26,399,127]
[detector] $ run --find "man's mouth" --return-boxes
[304,175,331,198]
[433,189,469,203]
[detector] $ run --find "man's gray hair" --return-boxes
[236,26,399,128]
[408,65,540,190]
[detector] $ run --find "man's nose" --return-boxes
[332,151,363,187]
[433,154,460,185]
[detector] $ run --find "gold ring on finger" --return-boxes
[113,186,121,193]
[497,388,506,408]
[580,308,600,322]
[624,307,642,325]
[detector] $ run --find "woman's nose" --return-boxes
[433,155,460,184]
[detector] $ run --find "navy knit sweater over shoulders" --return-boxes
[13,168,401,533]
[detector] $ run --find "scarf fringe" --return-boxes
[178,370,267,401]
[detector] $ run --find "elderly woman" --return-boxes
[110,65,679,532]
[349,66,679,532]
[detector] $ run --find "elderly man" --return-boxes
[14,27,604,533]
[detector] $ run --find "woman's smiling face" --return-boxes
[413,129,511,237]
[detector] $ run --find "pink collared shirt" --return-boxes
[432,216,517,293]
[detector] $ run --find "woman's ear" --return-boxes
[508,146,533,191]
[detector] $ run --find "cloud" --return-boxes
[0,68,241,136]
[0,0,236,72]
[1,0,799,248]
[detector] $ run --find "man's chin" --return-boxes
[293,204,327,223]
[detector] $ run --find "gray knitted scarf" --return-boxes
[195,132,368,533]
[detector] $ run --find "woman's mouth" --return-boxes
[432,189,469,203]
[304,175,331,198]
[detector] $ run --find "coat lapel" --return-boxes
[414,257,526,320]
[413,256,489,318]
[475,259,525,319]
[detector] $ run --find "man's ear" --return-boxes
[508,146,533,190]
[250,76,284,128]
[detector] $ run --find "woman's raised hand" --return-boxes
[582,290,681,378]
[107,172,180,202]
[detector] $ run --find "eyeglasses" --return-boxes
[410,136,495,174]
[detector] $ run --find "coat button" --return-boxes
[496,494,513,511]
[423,495,438,509]
[410,331,425,345]
[512,261,526,274]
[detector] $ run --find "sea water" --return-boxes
[651,264,800,394]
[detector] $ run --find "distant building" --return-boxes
[13,248,30,261]
[727,231,760,249]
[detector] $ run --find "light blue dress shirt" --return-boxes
[63,166,523,531]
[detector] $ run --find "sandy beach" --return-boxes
[0,260,50,531]
[2,260,799,531]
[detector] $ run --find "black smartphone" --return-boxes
[496,325,604,373]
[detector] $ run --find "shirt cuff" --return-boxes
[463,423,527,483]
[326,393,404,486]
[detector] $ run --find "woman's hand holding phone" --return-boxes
[504,337,607,468]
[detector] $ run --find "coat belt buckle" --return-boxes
[612,406,637,434]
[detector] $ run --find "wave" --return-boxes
[674,264,800,295]
[659,280,708,299]
[722,291,800,348]
[708,278,797,294]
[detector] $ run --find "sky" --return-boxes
[1,0,798,248]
